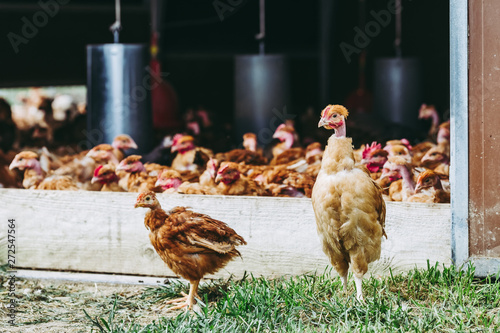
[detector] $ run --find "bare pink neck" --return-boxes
[399,165,415,192]
[334,122,346,138]
[28,159,43,176]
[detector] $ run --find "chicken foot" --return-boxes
[163,280,201,311]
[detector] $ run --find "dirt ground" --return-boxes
[1,274,180,332]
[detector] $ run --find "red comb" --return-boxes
[94,165,104,177]
[362,142,381,159]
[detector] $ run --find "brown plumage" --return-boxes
[116,155,159,192]
[171,134,212,172]
[9,151,78,190]
[0,150,21,188]
[155,169,218,195]
[111,134,138,161]
[381,156,416,202]
[91,164,125,192]
[411,141,435,166]
[312,104,386,301]
[215,149,268,165]
[414,169,450,203]
[135,191,246,310]
[271,124,301,162]
[215,162,266,196]
[270,148,305,166]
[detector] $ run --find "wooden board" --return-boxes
[0,189,451,279]
[468,0,500,258]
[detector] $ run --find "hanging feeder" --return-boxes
[86,0,153,153]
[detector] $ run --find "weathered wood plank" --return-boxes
[0,189,451,279]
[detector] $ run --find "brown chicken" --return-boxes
[155,169,217,195]
[215,148,267,165]
[171,134,212,172]
[311,104,386,301]
[134,191,246,310]
[199,158,219,187]
[411,141,436,166]
[111,134,138,161]
[420,145,449,175]
[270,124,304,165]
[116,155,159,192]
[255,164,314,197]
[385,144,412,164]
[361,142,388,180]
[87,144,121,166]
[91,164,125,192]
[9,151,78,190]
[215,162,266,196]
[380,156,416,202]
[414,169,450,203]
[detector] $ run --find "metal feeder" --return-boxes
[86,0,153,153]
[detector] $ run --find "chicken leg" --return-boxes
[354,275,364,301]
[164,280,200,311]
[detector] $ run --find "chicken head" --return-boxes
[9,151,39,170]
[116,155,146,173]
[317,104,349,137]
[134,191,160,209]
[112,134,138,151]
[155,169,183,190]
[215,162,240,185]
[91,164,118,184]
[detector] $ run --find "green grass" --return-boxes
[86,263,500,333]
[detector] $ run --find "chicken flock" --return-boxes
[1,93,452,310]
[2,97,450,203]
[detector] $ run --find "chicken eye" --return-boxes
[145,196,151,201]
[332,114,338,118]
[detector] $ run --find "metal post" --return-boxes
[450,0,469,267]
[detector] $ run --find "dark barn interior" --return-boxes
[0,0,449,150]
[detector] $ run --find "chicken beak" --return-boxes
[134,201,143,208]
[215,174,222,183]
[8,161,18,170]
[154,179,162,187]
[414,184,422,193]
[171,144,178,153]
[116,161,126,171]
[127,140,138,150]
[91,176,99,184]
[318,117,329,128]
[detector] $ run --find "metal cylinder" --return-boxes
[373,57,423,130]
[86,44,153,154]
[234,55,290,145]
